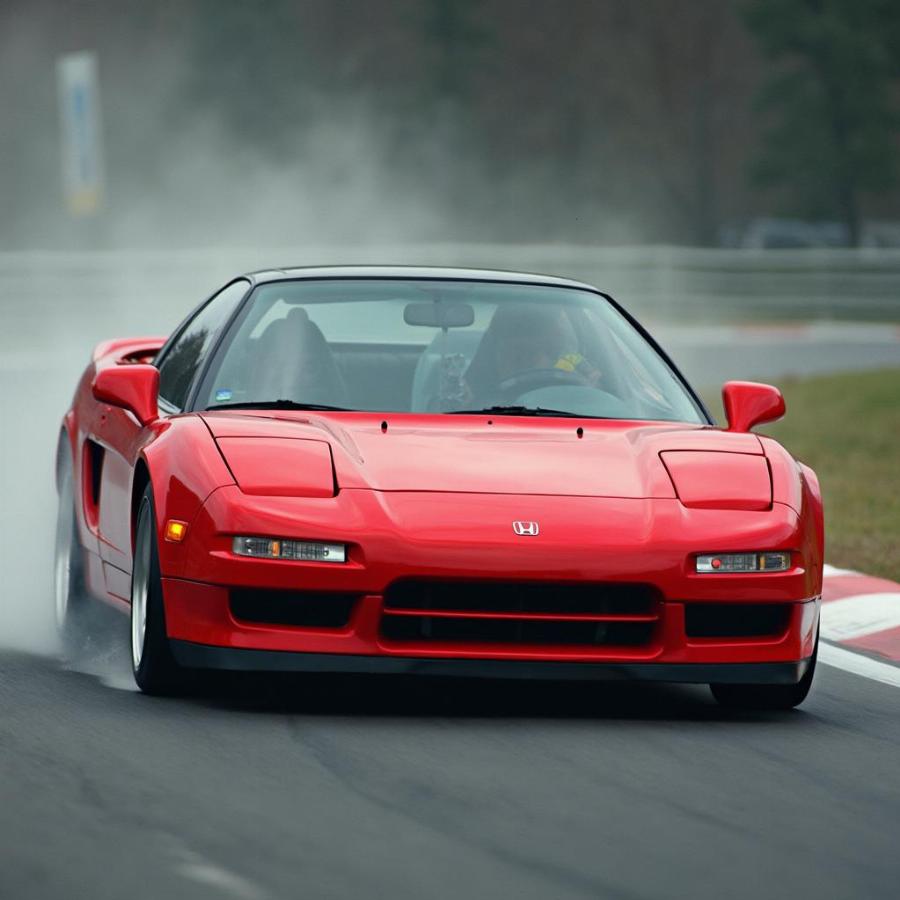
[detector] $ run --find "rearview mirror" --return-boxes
[404,301,475,329]
[92,364,160,426]
[722,381,785,432]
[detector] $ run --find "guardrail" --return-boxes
[1,246,898,335]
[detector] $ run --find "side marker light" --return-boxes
[164,520,188,543]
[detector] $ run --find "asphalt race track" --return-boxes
[2,640,900,900]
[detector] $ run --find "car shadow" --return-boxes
[174,668,802,723]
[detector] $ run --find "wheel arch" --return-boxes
[129,416,234,575]
[131,457,152,551]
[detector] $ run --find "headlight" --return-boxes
[216,437,336,497]
[232,536,346,563]
[696,552,790,574]
[661,451,772,511]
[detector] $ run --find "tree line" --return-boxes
[1,0,898,247]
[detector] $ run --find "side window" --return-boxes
[157,280,249,410]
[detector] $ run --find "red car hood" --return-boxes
[201,411,762,499]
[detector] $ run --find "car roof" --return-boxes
[244,265,600,293]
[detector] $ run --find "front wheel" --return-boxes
[131,485,184,694]
[710,636,818,711]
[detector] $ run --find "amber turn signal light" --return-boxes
[164,520,188,542]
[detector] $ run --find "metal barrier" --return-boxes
[1,246,898,338]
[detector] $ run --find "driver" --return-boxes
[463,304,601,404]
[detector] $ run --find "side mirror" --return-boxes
[722,381,785,432]
[92,364,160,426]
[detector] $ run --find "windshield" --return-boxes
[199,279,706,423]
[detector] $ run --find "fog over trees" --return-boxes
[1,0,898,248]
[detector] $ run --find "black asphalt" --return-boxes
[1,633,899,900]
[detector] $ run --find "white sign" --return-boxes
[57,51,105,215]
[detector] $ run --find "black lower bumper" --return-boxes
[170,640,811,685]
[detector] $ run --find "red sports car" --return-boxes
[54,267,823,707]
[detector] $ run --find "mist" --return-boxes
[0,347,71,653]
[0,0,786,252]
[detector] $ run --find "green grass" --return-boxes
[703,368,900,583]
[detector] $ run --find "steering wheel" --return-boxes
[496,367,587,403]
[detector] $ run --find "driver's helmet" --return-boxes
[465,304,593,399]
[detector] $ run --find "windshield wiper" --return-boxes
[205,400,355,412]
[449,405,593,419]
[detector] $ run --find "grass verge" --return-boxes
[704,368,900,584]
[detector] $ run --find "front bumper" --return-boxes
[162,578,819,676]
[159,487,821,680]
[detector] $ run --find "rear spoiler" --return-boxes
[92,336,167,364]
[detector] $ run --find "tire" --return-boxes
[131,484,184,694]
[710,634,818,711]
[54,461,89,653]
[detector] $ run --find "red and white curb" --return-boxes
[819,564,900,688]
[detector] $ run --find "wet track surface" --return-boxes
[1,641,900,900]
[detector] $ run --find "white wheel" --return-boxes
[131,501,151,670]
[131,484,183,694]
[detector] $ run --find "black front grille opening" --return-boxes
[230,589,359,628]
[380,615,654,646]
[384,580,657,616]
[685,603,792,639]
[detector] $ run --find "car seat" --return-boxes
[251,306,349,407]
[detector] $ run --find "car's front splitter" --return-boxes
[169,639,812,685]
